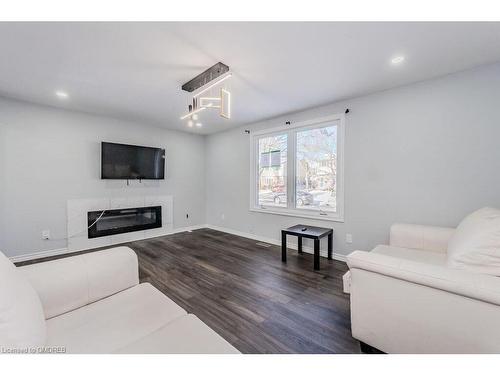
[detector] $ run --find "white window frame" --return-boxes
[249,114,345,222]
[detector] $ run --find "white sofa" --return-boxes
[0,247,239,354]
[345,223,500,354]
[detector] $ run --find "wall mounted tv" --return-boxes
[101,142,165,180]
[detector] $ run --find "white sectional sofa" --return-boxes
[345,223,500,354]
[0,246,239,354]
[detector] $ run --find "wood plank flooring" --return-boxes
[16,228,360,354]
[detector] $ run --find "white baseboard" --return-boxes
[9,224,208,263]
[167,224,207,234]
[206,224,347,263]
[10,246,72,264]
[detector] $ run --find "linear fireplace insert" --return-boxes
[88,206,162,239]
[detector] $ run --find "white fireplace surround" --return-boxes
[67,195,173,251]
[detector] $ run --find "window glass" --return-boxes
[295,125,337,212]
[258,134,287,207]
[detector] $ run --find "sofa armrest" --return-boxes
[347,250,500,307]
[18,246,139,319]
[390,223,455,253]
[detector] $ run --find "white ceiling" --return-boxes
[0,22,500,134]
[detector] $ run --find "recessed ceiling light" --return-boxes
[390,56,405,65]
[195,123,202,128]
[55,90,69,99]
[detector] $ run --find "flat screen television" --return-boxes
[101,142,165,180]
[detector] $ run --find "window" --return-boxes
[250,114,344,221]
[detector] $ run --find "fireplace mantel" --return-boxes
[67,195,173,251]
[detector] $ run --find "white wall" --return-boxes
[0,98,206,258]
[205,63,500,257]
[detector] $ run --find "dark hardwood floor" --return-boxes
[17,228,360,354]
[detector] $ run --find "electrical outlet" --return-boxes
[42,230,50,240]
[345,233,353,244]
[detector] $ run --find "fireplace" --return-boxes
[87,206,162,239]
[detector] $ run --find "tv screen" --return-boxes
[101,142,165,180]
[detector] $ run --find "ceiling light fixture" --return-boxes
[199,97,221,108]
[391,55,405,65]
[180,106,206,120]
[192,73,232,99]
[182,62,229,92]
[180,62,232,126]
[200,97,221,101]
[55,90,69,99]
[195,123,202,128]
[220,89,231,119]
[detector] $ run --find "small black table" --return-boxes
[281,225,333,270]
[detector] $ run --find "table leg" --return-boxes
[328,233,333,260]
[298,236,303,253]
[281,231,287,263]
[314,238,320,270]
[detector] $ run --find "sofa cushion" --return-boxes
[347,250,500,307]
[372,245,447,266]
[46,282,186,353]
[0,251,46,352]
[115,314,239,354]
[390,223,455,253]
[447,207,500,276]
[20,246,139,319]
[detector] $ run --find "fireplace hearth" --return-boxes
[87,206,162,239]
